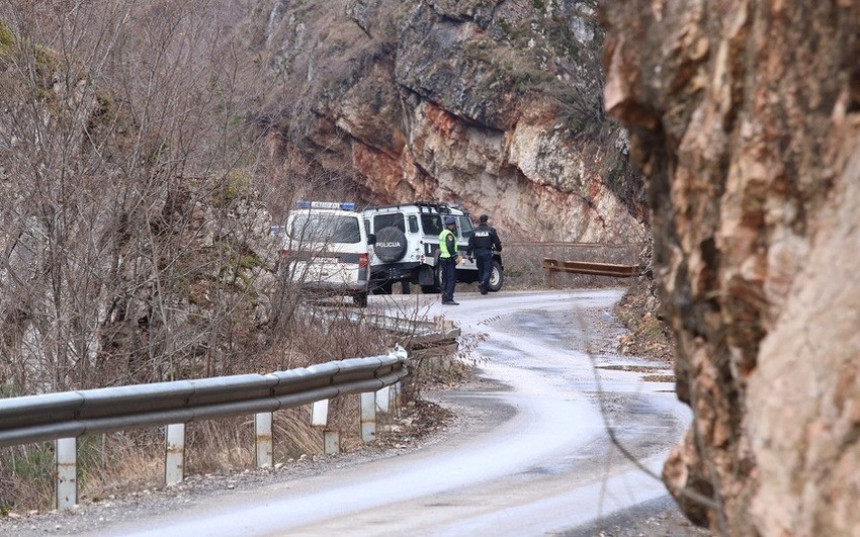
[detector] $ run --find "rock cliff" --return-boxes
[251,0,648,244]
[603,1,860,535]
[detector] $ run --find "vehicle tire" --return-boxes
[373,226,408,263]
[353,291,368,308]
[401,281,411,295]
[487,260,504,292]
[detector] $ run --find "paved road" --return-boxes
[86,289,690,537]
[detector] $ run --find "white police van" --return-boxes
[279,201,375,307]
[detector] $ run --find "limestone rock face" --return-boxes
[602,1,860,535]
[254,0,648,244]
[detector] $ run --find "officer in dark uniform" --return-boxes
[467,214,503,294]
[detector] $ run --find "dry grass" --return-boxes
[77,430,166,504]
[0,444,57,513]
[66,401,370,509]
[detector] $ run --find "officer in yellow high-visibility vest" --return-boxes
[438,216,461,305]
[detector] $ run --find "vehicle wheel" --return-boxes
[373,226,408,262]
[401,281,411,295]
[487,260,504,292]
[353,291,368,308]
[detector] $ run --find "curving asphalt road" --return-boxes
[84,289,691,537]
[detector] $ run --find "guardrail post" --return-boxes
[547,263,557,287]
[311,399,329,426]
[376,386,390,413]
[255,412,273,468]
[311,400,340,454]
[165,423,185,486]
[323,430,340,454]
[360,392,376,442]
[55,437,77,509]
[391,382,402,416]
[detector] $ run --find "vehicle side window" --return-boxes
[458,216,473,239]
[421,214,443,235]
[408,215,419,233]
[374,213,405,232]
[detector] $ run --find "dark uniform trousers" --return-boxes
[474,249,493,290]
[469,224,500,293]
[440,257,457,302]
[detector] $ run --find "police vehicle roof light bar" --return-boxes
[295,201,356,211]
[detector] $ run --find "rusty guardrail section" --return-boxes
[319,309,461,349]
[366,314,460,348]
[507,241,633,248]
[542,258,640,286]
[0,348,409,509]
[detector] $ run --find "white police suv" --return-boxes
[362,202,503,294]
[279,201,375,307]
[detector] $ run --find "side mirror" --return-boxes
[367,233,376,246]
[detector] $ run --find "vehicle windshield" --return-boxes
[458,216,473,238]
[289,214,361,244]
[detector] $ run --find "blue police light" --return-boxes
[295,201,356,211]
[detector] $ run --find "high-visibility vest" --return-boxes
[438,228,458,259]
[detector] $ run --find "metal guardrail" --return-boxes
[507,241,635,248]
[316,309,461,348]
[364,313,461,345]
[0,350,408,448]
[542,257,640,285]
[0,348,409,509]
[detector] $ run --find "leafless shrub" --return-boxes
[0,0,330,512]
[0,1,281,393]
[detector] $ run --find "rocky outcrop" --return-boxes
[602,1,860,535]
[253,0,647,244]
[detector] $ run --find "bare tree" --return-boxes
[0,1,281,393]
